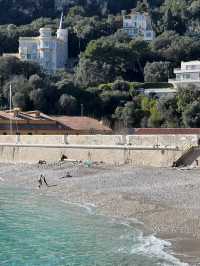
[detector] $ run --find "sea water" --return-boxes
[0,186,187,266]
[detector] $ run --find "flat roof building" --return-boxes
[169,61,200,88]
[53,116,112,135]
[122,10,155,41]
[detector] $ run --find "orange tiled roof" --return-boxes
[53,116,112,132]
[133,128,200,135]
[2,110,54,121]
[0,110,112,133]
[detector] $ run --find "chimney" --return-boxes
[13,108,20,117]
[34,111,40,118]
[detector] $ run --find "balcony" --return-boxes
[39,42,54,49]
[169,78,200,83]
[174,68,200,74]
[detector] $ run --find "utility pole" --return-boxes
[81,104,84,117]
[9,83,12,135]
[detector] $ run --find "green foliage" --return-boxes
[176,86,200,112]
[75,33,151,86]
[114,100,144,128]
[148,104,163,127]
[12,92,27,110]
[111,80,130,91]
[58,94,78,115]
[100,89,131,118]
[158,96,181,127]
[0,0,200,129]
[183,101,200,127]
[144,61,171,82]
[139,82,173,89]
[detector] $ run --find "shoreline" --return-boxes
[1,163,200,265]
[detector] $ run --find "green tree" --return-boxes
[114,99,144,128]
[30,88,48,112]
[75,33,151,86]
[183,101,200,128]
[12,92,27,110]
[144,61,171,82]
[58,94,78,115]
[176,86,200,113]
[148,103,163,127]
[111,80,130,91]
[158,96,181,127]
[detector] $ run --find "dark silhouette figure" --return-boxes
[38,174,48,188]
[61,154,68,161]
[38,160,47,165]
[59,172,72,179]
[38,175,43,188]
[42,175,48,187]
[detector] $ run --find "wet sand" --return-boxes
[1,162,200,265]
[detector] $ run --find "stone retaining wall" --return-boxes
[0,134,198,167]
[0,134,198,148]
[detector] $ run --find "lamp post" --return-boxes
[9,83,12,135]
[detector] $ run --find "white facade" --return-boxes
[138,87,176,98]
[18,16,68,73]
[122,10,155,41]
[169,61,200,88]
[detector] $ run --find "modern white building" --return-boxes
[122,10,155,41]
[17,14,68,73]
[169,61,200,88]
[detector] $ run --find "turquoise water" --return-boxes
[0,186,186,266]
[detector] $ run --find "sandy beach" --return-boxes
[1,162,200,265]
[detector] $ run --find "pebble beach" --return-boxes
[1,162,200,265]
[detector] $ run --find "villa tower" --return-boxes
[18,13,68,73]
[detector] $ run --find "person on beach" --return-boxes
[38,174,48,188]
[42,175,48,187]
[66,172,72,178]
[38,175,43,188]
[59,172,72,179]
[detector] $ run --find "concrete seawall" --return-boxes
[0,134,198,167]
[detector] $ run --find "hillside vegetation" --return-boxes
[0,0,200,128]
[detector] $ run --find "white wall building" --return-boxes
[18,14,68,73]
[169,61,200,88]
[122,10,155,41]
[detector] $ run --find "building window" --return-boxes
[27,53,32,60]
[146,32,152,38]
[185,74,191,80]
[176,74,182,81]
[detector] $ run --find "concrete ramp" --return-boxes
[174,146,200,167]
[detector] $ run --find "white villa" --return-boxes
[122,10,155,41]
[169,61,200,88]
[4,14,68,73]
